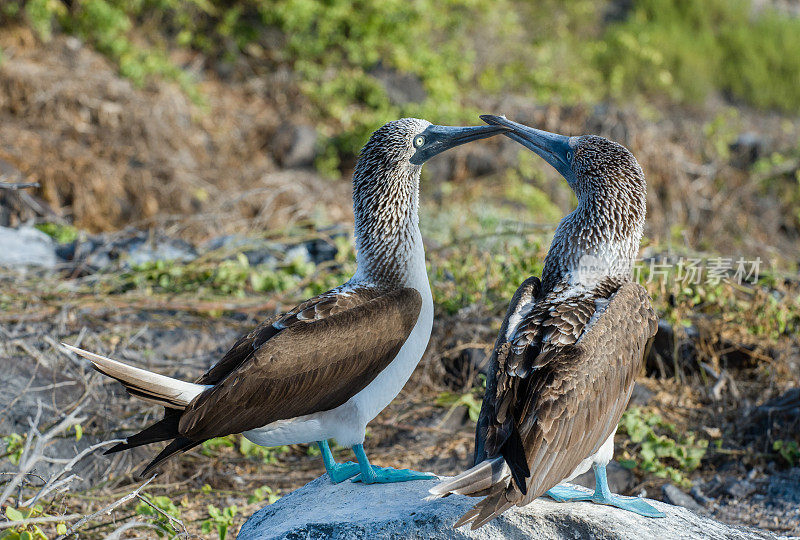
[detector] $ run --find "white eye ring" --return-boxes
[566,151,572,161]
[413,136,425,148]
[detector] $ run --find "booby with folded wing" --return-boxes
[65,118,507,483]
[429,115,664,526]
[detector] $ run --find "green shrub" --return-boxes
[596,0,800,112]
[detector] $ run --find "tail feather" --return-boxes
[466,493,516,530]
[104,413,181,455]
[501,423,530,495]
[62,343,208,408]
[427,457,510,499]
[140,437,204,478]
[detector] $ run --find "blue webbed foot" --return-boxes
[317,440,360,483]
[546,464,666,518]
[326,461,361,483]
[546,484,593,502]
[350,466,435,484]
[349,443,435,484]
[591,493,666,518]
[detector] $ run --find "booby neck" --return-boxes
[541,152,647,294]
[351,143,425,289]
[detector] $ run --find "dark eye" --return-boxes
[413,136,425,148]
[566,151,572,161]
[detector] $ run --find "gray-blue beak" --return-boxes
[410,124,509,165]
[480,115,572,179]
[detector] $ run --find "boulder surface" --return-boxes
[238,476,777,539]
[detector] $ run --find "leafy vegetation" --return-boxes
[5,0,800,173]
[617,407,709,488]
[2,433,26,465]
[598,0,800,110]
[34,222,78,244]
[201,504,237,540]
[436,391,482,423]
[134,494,182,537]
[773,439,800,466]
[201,434,289,464]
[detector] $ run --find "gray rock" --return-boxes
[272,124,318,168]
[662,483,706,514]
[0,225,58,268]
[238,476,776,539]
[629,384,654,406]
[203,234,278,266]
[723,478,757,500]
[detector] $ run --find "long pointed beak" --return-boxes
[410,124,509,165]
[480,114,572,176]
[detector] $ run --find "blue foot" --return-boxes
[592,493,666,518]
[547,464,665,518]
[349,444,435,484]
[351,466,435,484]
[317,441,360,483]
[546,484,592,502]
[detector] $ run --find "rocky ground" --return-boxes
[1,223,798,537]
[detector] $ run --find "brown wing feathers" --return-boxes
[109,286,421,476]
[450,280,657,528]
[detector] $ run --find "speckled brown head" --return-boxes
[480,115,647,291]
[351,118,508,285]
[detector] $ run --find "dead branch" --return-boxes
[0,514,83,530]
[0,402,87,507]
[56,475,157,539]
[22,438,125,508]
[0,181,39,190]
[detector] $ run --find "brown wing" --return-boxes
[461,281,657,527]
[474,276,540,465]
[177,287,422,439]
[194,286,389,386]
[482,278,622,475]
[513,281,656,501]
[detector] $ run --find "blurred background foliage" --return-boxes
[2,0,799,172]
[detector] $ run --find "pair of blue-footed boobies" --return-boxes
[65,114,663,527]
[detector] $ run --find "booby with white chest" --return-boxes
[64,118,507,484]
[429,115,665,526]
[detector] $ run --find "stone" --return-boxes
[0,225,58,268]
[272,124,318,168]
[662,483,706,514]
[370,63,427,105]
[238,476,777,539]
[723,478,757,500]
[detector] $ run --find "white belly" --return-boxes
[562,432,615,483]
[245,284,433,449]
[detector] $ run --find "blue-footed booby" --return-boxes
[428,115,664,527]
[63,118,507,484]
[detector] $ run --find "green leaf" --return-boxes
[5,507,24,521]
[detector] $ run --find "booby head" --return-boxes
[480,115,645,209]
[352,118,507,285]
[480,114,647,288]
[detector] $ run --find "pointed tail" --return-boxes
[62,343,209,409]
[427,457,510,498]
[428,457,524,530]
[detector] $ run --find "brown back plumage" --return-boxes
[455,281,657,529]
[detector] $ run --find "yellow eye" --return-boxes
[413,136,425,148]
